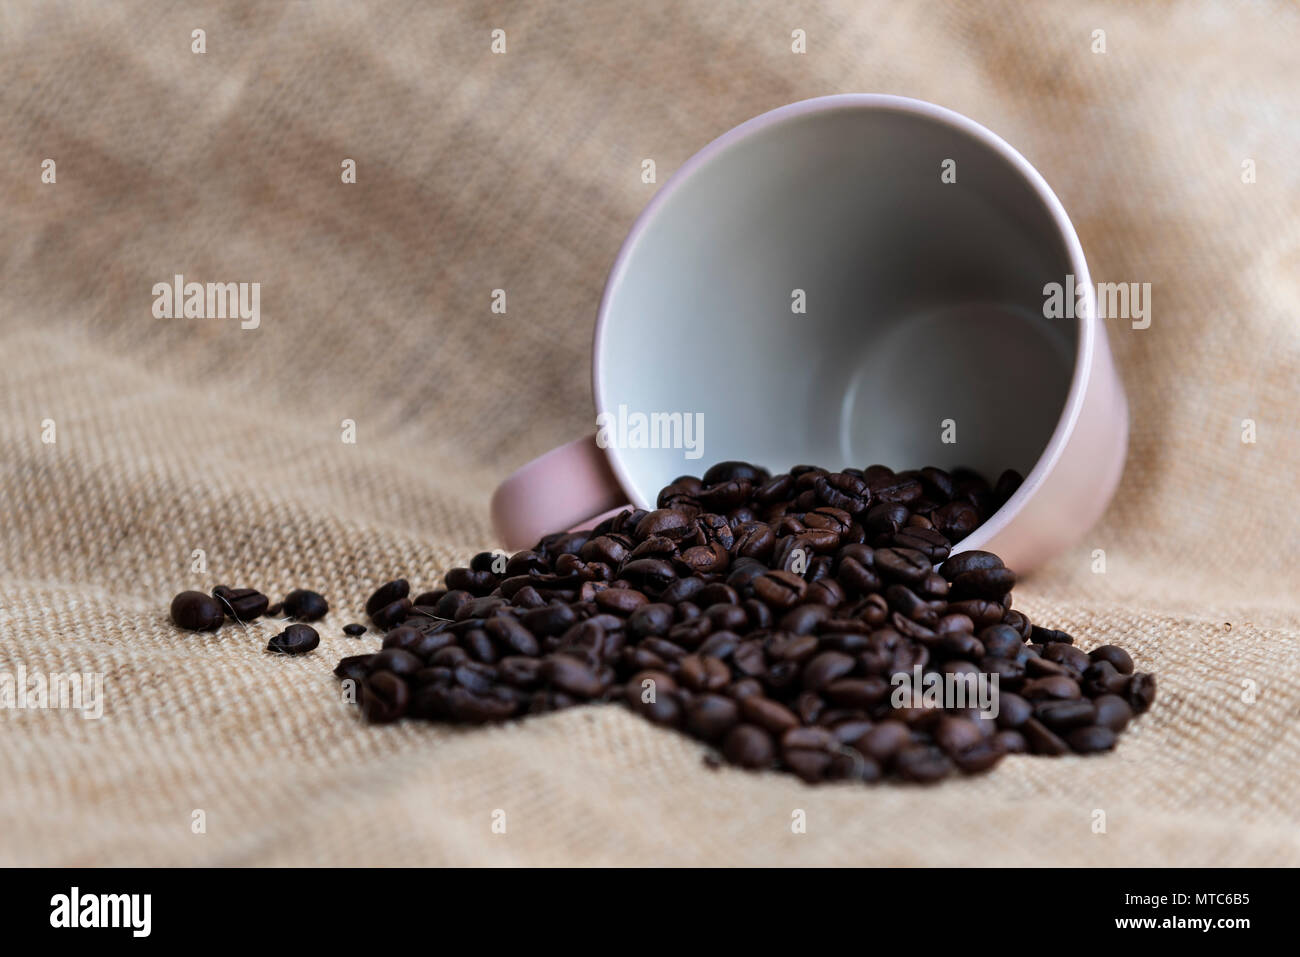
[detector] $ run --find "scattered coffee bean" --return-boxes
[283,589,329,622]
[170,591,225,631]
[343,623,367,637]
[266,623,319,655]
[213,585,269,622]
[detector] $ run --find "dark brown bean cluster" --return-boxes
[334,462,1156,784]
[169,585,331,654]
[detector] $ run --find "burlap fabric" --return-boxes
[1,1,1297,866]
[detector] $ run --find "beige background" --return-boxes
[1,0,1297,865]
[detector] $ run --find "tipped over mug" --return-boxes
[491,95,1128,573]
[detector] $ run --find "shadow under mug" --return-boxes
[492,94,1128,574]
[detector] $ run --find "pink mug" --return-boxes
[491,95,1127,573]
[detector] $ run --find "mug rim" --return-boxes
[591,93,1096,551]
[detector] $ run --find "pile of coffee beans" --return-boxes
[332,462,1156,784]
[169,585,331,654]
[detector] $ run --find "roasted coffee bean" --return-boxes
[382,624,424,651]
[371,597,412,630]
[1021,717,1069,756]
[1092,694,1133,732]
[995,692,1033,728]
[361,672,410,723]
[1003,609,1032,639]
[1127,673,1157,713]
[995,729,1027,754]
[1089,644,1135,674]
[265,622,319,655]
[938,551,1003,581]
[952,736,1007,774]
[1082,660,1129,696]
[686,694,741,740]
[1030,624,1074,645]
[1021,675,1081,700]
[541,655,608,698]
[170,590,225,631]
[1042,642,1090,675]
[801,651,856,691]
[213,585,270,622]
[723,724,776,769]
[751,570,806,608]
[934,716,984,755]
[343,623,367,637]
[334,654,373,682]
[949,567,1016,600]
[874,547,932,585]
[366,579,410,617]
[594,587,648,615]
[895,745,954,783]
[892,526,950,562]
[739,695,799,734]
[1035,698,1098,731]
[678,654,730,692]
[977,622,1021,657]
[620,558,679,593]
[485,615,541,656]
[1067,725,1117,753]
[931,502,981,541]
[368,647,423,676]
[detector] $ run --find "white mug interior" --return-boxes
[594,95,1083,514]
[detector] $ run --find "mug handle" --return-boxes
[490,435,632,551]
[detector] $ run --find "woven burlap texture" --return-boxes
[2,1,1297,866]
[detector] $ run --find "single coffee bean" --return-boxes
[343,623,367,637]
[372,598,412,630]
[1067,725,1117,754]
[368,647,423,676]
[334,654,373,683]
[366,579,410,617]
[1030,624,1073,645]
[213,585,270,622]
[1035,698,1098,731]
[1092,694,1134,732]
[361,672,410,723]
[801,651,856,691]
[723,724,776,769]
[895,745,954,783]
[170,591,225,631]
[282,589,329,622]
[685,694,741,740]
[751,570,807,609]
[1021,675,1081,700]
[739,695,799,734]
[541,655,607,698]
[938,551,1003,581]
[1021,717,1069,756]
[1126,673,1157,713]
[995,692,1033,728]
[995,729,1027,754]
[874,547,933,585]
[1089,644,1135,674]
[1082,660,1129,696]
[266,623,319,655]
